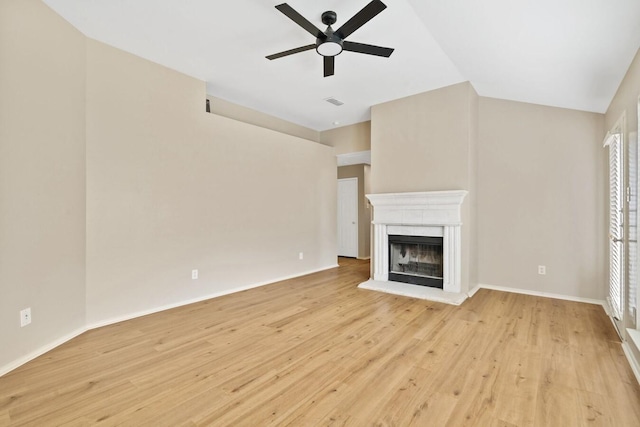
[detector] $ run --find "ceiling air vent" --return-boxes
[325,97,344,106]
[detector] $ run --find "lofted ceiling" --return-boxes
[43,0,640,131]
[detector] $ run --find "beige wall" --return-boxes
[1,0,337,372]
[0,0,86,370]
[369,82,605,300]
[86,40,337,325]
[371,83,476,193]
[370,82,478,292]
[338,165,371,258]
[207,95,320,143]
[320,121,371,155]
[606,49,640,134]
[477,97,605,299]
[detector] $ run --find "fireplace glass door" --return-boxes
[388,235,444,288]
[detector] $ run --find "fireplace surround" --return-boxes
[358,190,468,305]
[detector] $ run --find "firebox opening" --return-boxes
[388,235,444,289]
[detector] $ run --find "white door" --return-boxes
[338,178,358,258]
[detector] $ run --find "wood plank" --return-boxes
[0,258,639,426]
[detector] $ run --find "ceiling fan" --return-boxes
[266,0,394,77]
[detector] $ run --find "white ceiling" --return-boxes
[43,0,640,131]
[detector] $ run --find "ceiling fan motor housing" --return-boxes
[321,10,337,26]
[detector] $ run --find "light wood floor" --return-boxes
[1,258,640,426]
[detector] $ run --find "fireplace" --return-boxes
[359,190,468,305]
[388,235,443,288]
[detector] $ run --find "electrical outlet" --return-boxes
[20,308,31,327]
[538,265,546,275]
[191,269,198,280]
[299,252,304,260]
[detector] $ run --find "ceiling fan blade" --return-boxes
[275,3,326,39]
[324,56,335,77]
[266,44,316,60]
[335,0,387,39]
[342,41,394,57]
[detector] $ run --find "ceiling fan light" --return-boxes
[316,41,343,57]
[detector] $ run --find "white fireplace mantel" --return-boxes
[360,190,468,305]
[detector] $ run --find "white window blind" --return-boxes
[606,132,624,320]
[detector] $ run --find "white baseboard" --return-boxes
[87,264,339,330]
[0,327,87,377]
[472,283,606,307]
[1,264,339,377]
[467,284,481,298]
[624,329,640,385]
[602,298,612,316]
[622,342,640,386]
